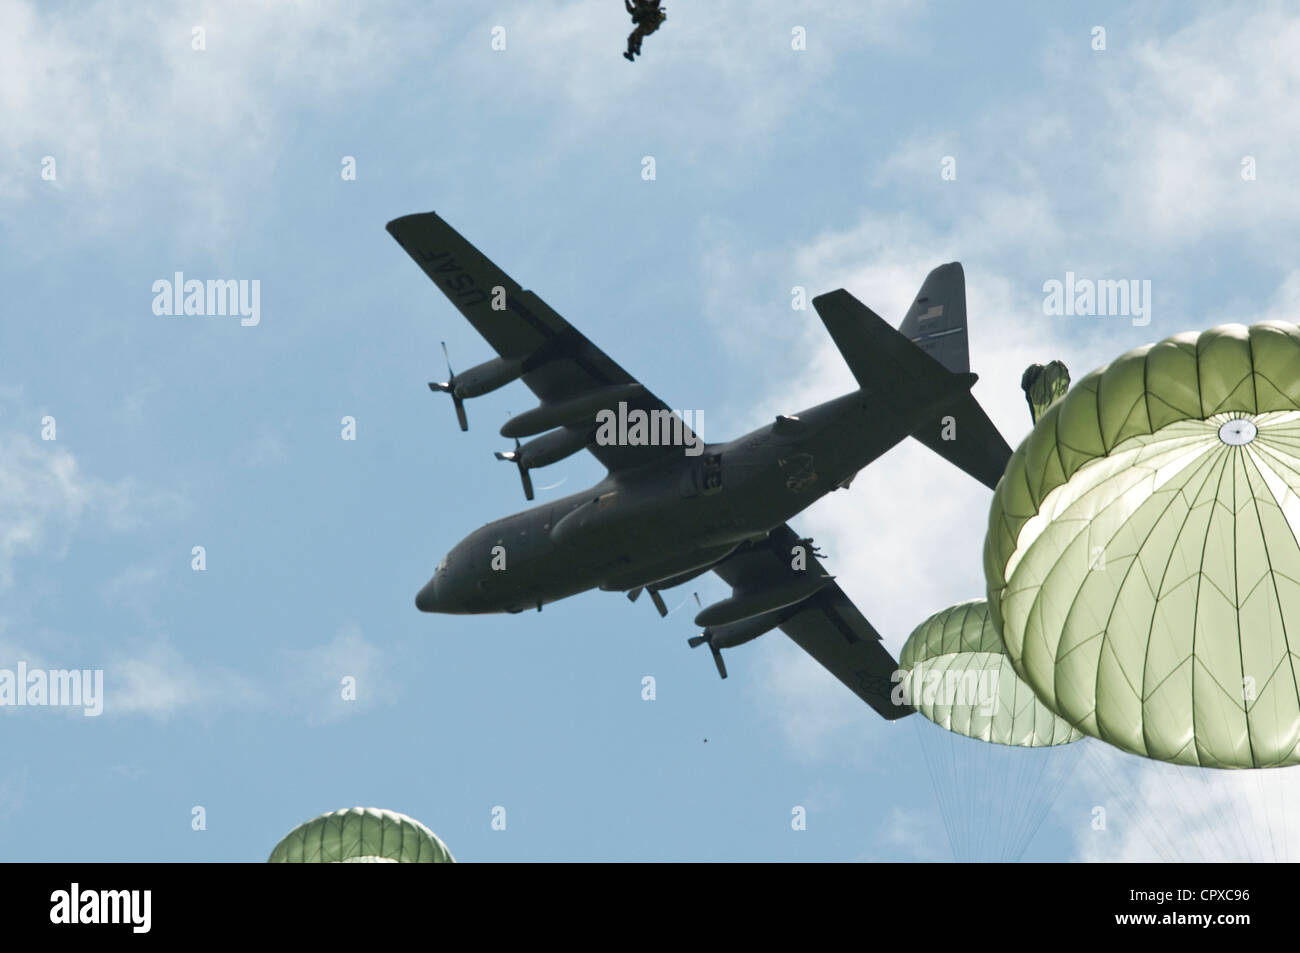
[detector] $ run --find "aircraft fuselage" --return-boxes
[417,374,965,614]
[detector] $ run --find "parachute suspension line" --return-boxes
[1004,744,1040,859]
[1001,737,1038,859]
[914,719,1081,861]
[1163,765,1272,861]
[1007,740,1081,861]
[1267,769,1292,862]
[955,652,981,860]
[1085,741,1300,862]
[1082,741,1179,862]
[1243,770,1280,862]
[912,717,962,861]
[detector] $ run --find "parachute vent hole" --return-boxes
[1218,418,1258,446]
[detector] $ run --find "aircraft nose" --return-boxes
[415,575,440,612]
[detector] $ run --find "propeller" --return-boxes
[428,341,469,431]
[494,438,535,500]
[688,632,728,679]
[686,593,727,679]
[627,585,669,616]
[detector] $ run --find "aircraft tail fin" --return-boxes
[812,265,1012,491]
[898,262,970,373]
[898,264,1011,490]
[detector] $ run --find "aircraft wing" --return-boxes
[387,211,698,473]
[710,523,913,721]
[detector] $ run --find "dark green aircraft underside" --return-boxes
[389,212,1012,720]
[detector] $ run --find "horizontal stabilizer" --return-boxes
[911,393,1011,490]
[811,289,956,392]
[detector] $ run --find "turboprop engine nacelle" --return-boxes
[430,348,528,431]
[688,606,792,679]
[702,610,786,649]
[501,384,646,439]
[503,426,590,469]
[693,574,834,628]
[451,355,527,398]
[496,426,590,500]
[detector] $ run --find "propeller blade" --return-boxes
[649,588,668,617]
[431,343,468,430]
[688,623,727,678]
[627,587,644,603]
[709,643,728,679]
[494,438,533,499]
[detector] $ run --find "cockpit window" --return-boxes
[437,555,449,573]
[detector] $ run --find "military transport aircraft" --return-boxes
[388,212,1012,719]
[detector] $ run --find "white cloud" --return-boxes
[873,804,948,862]
[0,0,402,241]
[745,636,883,762]
[0,631,262,720]
[1247,268,1300,324]
[0,425,187,589]
[281,627,397,723]
[0,433,95,587]
[1077,742,1300,862]
[237,431,289,469]
[108,639,263,717]
[0,624,396,722]
[553,0,926,96]
[98,565,166,624]
[0,767,28,825]
[1,0,927,215]
[859,6,1300,274]
[1093,6,1300,244]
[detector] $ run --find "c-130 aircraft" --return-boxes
[389,212,1012,719]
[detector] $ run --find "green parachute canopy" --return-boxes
[985,321,1300,768]
[268,807,455,863]
[901,599,1083,861]
[900,599,1081,746]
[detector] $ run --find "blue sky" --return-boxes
[4,0,1300,861]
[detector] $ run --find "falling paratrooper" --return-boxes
[623,0,667,61]
[1020,360,1071,425]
